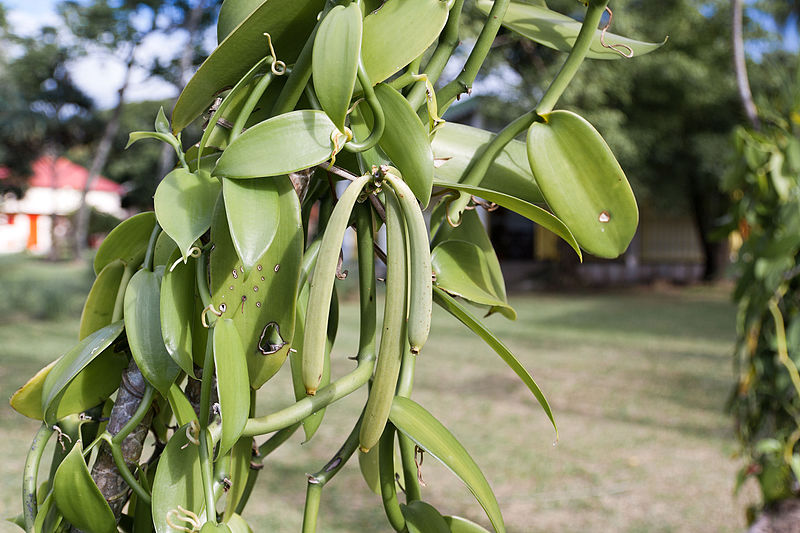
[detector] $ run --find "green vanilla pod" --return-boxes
[302,174,372,395]
[359,187,408,453]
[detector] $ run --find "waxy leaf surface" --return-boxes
[476,0,666,60]
[155,168,221,260]
[79,259,124,340]
[431,122,544,205]
[173,0,323,132]
[401,501,450,533]
[152,423,204,533]
[445,516,493,533]
[222,177,281,274]
[389,396,505,533]
[160,252,197,377]
[432,180,581,260]
[10,360,56,420]
[41,321,125,425]
[362,0,449,83]
[374,84,434,206]
[214,319,250,458]
[431,207,514,319]
[94,211,156,274]
[53,441,116,533]
[210,176,303,388]
[313,3,362,131]
[125,270,181,396]
[223,438,253,521]
[215,111,339,178]
[527,110,638,258]
[166,383,198,426]
[431,240,508,310]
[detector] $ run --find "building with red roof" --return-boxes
[0,156,127,254]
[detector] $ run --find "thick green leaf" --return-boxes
[313,3,362,131]
[349,104,391,171]
[389,396,505,533]
[357,437,404,495]
[152,423,204,533]
[41,321,125,425]
[166,384,198,426]
[33,491,62,533]
[216,0,261,42]
[172,0,324,132]
[125,270,181,396]
[125,131,182,155]
[362,0,449,84]
[223,438,253,521]
[445,515,493,533]
[215,110,339,179]
[374,84,434,206]
[432,180,581,260]
[200,523,232,532]
[94,212,156,274]
[401,501,450,533]
[431,207,514,319]
[155,106,171,134]
[222,177,281,274]
[431,240,509,311]
[160,252,197,377]
[10,360,55,420]
[214,319,250,458]
[431,122,544,205]
[80,259,124,339]
[155,168,221,260]
[210,176,303,388]
[432,287,556,438]
[53,441,116,533]
[154,231,179,267]
[226,514,252,533]
[527,110,638,258]
[476,0,666,60]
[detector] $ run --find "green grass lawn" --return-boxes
[0,257,752,532]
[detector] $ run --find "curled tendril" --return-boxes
[600,7,634,58]
[201,304,224,328]
[165,505,202,533]
[52,425,72,451]
[170,246,202,272]
[264,33,287,75]
[328,128,352,169]
[414,445,427,487]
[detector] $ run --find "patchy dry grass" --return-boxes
[0,257,751,532]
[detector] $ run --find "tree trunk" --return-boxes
[73,49,136,257]
[731,0,760,129]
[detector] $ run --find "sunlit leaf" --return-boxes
[155,168,221,260]
[389,396,506,533]
[125,270,181,396]
[432,180,581,260]
[445,515,493,533]
[215,111,339,178]
[362,0,449,83]
[94,211,156,274]
[476,0,667,60]
[431,240,508,310]
[313,3,362,131]
[374,84,433,206]
[401,500,450,533]
[79,260,124,339]
[222,177,281,275]
[210,176,303,388]
[160,252,198,377]
[431,207,514,319]
[431,122,544,205]
[527,110,638,258]
[214,319,250,458]
[173,0,323,132]
[41,321,125,425]
[53,441,116,533]
[152,423,205,533]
